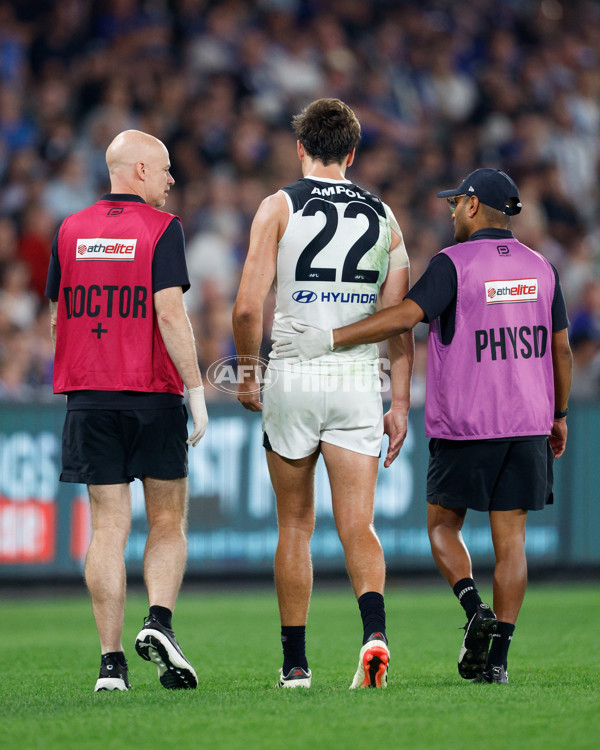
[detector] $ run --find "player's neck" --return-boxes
[301,158,348,181]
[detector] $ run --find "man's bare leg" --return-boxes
[320,443,382,597]
[267,450,319,626]
[143,476,189,610]
[266,448,318,686]
[85,483,131,654]
[426,503,471,585]
[480,509,528,680]
[427,503,497,679]
[135,476,197,689]
[489,509,528,624]
[321,443,389,688]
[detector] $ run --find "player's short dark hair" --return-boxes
[292,98,361,166]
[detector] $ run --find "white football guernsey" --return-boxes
[271,176,404,370]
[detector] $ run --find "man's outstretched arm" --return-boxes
[274,297,425,362]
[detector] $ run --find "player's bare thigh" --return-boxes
[320,442,379,529]
[266,448,319,526]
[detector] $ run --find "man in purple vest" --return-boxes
[274,168,573,684]
[46,130,208,692]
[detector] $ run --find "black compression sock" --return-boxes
[488,621,515,669]
[149,605,173,629]
[453,578,483,621]
[357,591,387,645]
[281,625,308,673]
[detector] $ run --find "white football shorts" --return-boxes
[262,361,383,459]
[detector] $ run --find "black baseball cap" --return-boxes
[437,168,522,215]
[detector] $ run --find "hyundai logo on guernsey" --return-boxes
[292,290,378,304]
[485,278,538,304]
[292,290,318,303]
[76,238,137,261]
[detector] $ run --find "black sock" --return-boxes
[488,621,515,669]
[453,577,482,621]
[102,650,127,667]
[281,626,308,673]
[357,591,386,645]
[149,605,173,629]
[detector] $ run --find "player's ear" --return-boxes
[467,195,479,217]
[136,161,146,180]
[297,141,305,161]
[346,148,355,168]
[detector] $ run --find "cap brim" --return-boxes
[436,188,462,198]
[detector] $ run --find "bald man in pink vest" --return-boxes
[47,130,208,692]
[274,169,573,685]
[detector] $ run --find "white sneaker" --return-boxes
[349,633,390,689]
[276,666,312,688]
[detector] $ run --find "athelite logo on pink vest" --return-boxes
[425,238,555,439]
[53,199,184,395]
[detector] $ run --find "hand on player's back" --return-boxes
[272,322,333,363]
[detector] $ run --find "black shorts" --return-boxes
[60,407,189,484]
[426,438,553,512]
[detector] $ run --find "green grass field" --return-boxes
[2,582,599,750]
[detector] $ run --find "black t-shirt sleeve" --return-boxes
[45,228,61,300]
[152,218,190,294]
[550,265,569,331]
[405,253,457,323]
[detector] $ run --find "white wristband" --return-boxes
[188,385,204,395]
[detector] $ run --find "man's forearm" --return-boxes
[551,329,572,412]
[232,307,263,363]
[333,299,423,348]
[49,300,57,352]
[387,330,414,410]
[157,310,202,390]
[553,346,572,411]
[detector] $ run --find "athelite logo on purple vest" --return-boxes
[425,239,555,440]
[485,278,537,303]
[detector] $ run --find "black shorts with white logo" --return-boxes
[60,407,189,484]
[426,437,553,512]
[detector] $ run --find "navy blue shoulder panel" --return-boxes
[281,178,386,217]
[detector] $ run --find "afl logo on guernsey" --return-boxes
[292,290,317,303]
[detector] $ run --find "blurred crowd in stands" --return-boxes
[1,0,600,403]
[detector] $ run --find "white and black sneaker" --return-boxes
[276,666,312,688]
[458,603,498,679]
[135,615,198,689]
[94,654,131,692]
[349,632,390,689]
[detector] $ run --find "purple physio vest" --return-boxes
[425,238,555,439]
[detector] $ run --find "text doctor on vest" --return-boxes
[46,130,207,692]
[274,168,573,684]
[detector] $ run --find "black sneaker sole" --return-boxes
[135,632,198,689]
[458,617,498,679]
